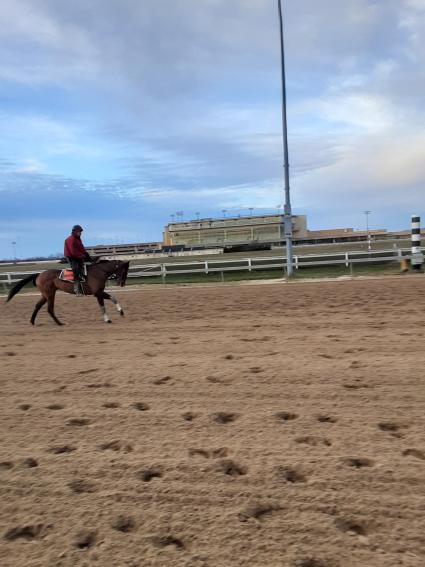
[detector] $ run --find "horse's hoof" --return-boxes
[106,320,112,324]
[120,310,125,317]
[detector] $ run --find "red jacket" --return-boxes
[64,234,88,259]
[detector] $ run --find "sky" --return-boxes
[1,0,425,258]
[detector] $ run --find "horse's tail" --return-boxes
[6,273,39,302]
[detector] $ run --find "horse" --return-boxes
[6,260,130,326]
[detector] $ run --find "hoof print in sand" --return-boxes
[69,479,96,494]
[189,448,210,459]
[213,412,238,424]
[4,524,46,541]
[137,467,163,482]
[189,447,228,459]
[74,530,96,549]
[182,412,197,421]
[103,402,120,409]
[294,559,333,567]
[238,501,280,523]
[214,459,247,477]
[402,448,425,460]
[206,375,228,384]
[98,440,133,453]
[133,402,150,411]
[275,412,298,422]
[343,381,369,390]
[212,447,228,458]
[48,445,76,454]
[66,418,90,427]
[295,436,331,447]
[151,535,185,550]
[341,457,374,469]
[317,415,337,423]
[78,368,99,375]
[17,404,31,411]
[23,458,38,468]
[112,515,135,533]
[153,376,171,385]
[47,404,64,410]
[334,517,368,536]
[378,422,402,436]
[0,461,14,471]
[275,466,306,483]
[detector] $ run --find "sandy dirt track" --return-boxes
[1,277,425,567]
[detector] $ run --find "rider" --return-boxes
[64,225,94,296]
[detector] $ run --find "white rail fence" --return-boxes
[0,248,413,287]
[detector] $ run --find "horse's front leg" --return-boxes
[102,291,125,317]
[96,293,112,323]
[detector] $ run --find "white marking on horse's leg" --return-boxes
[109,294,124,315]
[100,305,111,323]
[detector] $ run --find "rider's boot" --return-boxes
[74,281,82,297]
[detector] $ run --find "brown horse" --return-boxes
[6,260,130,325]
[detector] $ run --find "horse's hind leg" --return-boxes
[30,297,47,325]
[47,292,63,326]
[102,292,124,317]
[96,294,112,323]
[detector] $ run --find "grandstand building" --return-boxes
[163,214,308,248]
[82,214,409,259]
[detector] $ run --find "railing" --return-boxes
[0,248,413,287]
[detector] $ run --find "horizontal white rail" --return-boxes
[0,247,414,285]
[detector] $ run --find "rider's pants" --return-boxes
[67,258,84,282]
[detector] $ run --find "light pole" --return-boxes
[278,0,294,276]
[364,210,371,251]
[196,212,200,221]
[222,209,227,218]
[249,207,254,217]
[11,241,17,263]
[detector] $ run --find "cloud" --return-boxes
[1,0,425,256]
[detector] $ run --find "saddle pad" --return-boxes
[59,269,86,283]
[59,269,74,282]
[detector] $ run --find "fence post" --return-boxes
[7,273,12,285]
[345,252,349,268]
[205,261,209,275]
[221,271,224,283]
[248,258,252,272]
[161,264,166,284]
[294,255,299,270]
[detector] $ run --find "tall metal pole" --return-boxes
[278,0,293,276]
[364,210,371,251]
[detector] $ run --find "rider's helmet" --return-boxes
[72,224,83,232]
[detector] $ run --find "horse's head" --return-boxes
[115,261,130,287]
